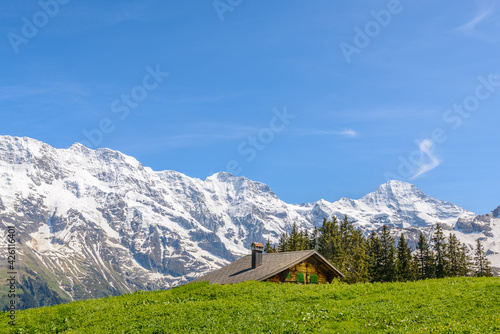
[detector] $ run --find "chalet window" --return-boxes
[311,274,318,284]
[286,272,291,279]
[296,272,304,283]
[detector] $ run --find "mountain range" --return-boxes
[0,135,498,308]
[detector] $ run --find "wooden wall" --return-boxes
[265,257,339,284]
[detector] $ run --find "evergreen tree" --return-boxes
[414,232,435,279]
[367,231,383,282]
[396,233,415,281]
[379,225,396,282]
[288,222,302,251]
[301,230,310,251]
[338,215,352,277]
[318,216,342,266]
[474,239,493,277]
[264,238,275,253]
[340,215,354,251]
[350,229,370,283]
[414,232,425,279]
[432,223,447,278]
[445,234,461,276]
[457,243,472,277]
[309,227,319,250]
[340,220,369,284]
[276,224,314,253]
[278,232,289,252]
[424,249,436,279]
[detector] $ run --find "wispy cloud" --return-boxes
[117,124,358,152]
[323,107,438,121]
[455,0,498,37]
[71,2,163,25]
[339,129,357,137]
[0,86,48,101]
[163,127,360,148]
[120,124,261,150]
[163,132,252,143]
[161,92,247,105]
[287,128,358,137]
[0,82,88,101]
[410,139,441,179]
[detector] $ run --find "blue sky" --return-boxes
[1,0,499,214]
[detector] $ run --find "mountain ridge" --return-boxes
[0,135,498,309]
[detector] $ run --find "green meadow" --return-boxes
[3,277,500,333]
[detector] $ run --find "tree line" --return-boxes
[264,215,493,283]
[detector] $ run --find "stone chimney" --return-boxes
[251,242,264,268]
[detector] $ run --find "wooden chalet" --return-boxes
[191,242,344,285]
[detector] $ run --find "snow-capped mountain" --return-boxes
[0,136,497,307]
[292,180,475,231]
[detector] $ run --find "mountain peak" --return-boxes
[368,180,422,200]
[0,135,495,307]
[206,172,252,184]
[379,179,418,191]
[209,171,236,180]
[69,142,89,150]
[359,180,438,211]
[0,135,45,147]
[493,205,500,218]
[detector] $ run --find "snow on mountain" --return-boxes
[292,180,476,233]
[0,135,497,306]
[453,205,500,267]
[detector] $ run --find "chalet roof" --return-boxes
[191,250,344,285]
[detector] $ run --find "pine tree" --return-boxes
[396,233,415,281]
[309,227,319,250]
[318,216,342,266]
[340,215,354,250]
[301,230,310,250]
[415,232,425,279]
[318,214,370,283]
[317,215,368,283]
[367,231,383,282]
[432,223,447,278]
[288,222,302,251]
[474,239,493,277]
[278,232,289,252]
[445,234,461,276]
[457,243,472,277]
[379,225,396,282]
[427,250,436,279]
[264,238,275,253]
[341,226,369,284]
[415,232,435,279]
[338,215,352,278]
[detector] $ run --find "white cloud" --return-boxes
[287,128,358,137]
[340,129,358,137]
[456,0,497,34]
[0,82,88,101]
[410,139,441,179]
[161,92,247,105]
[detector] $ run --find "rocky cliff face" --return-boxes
[0,136,497,308]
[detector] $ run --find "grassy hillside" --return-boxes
[2,277,500,333]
